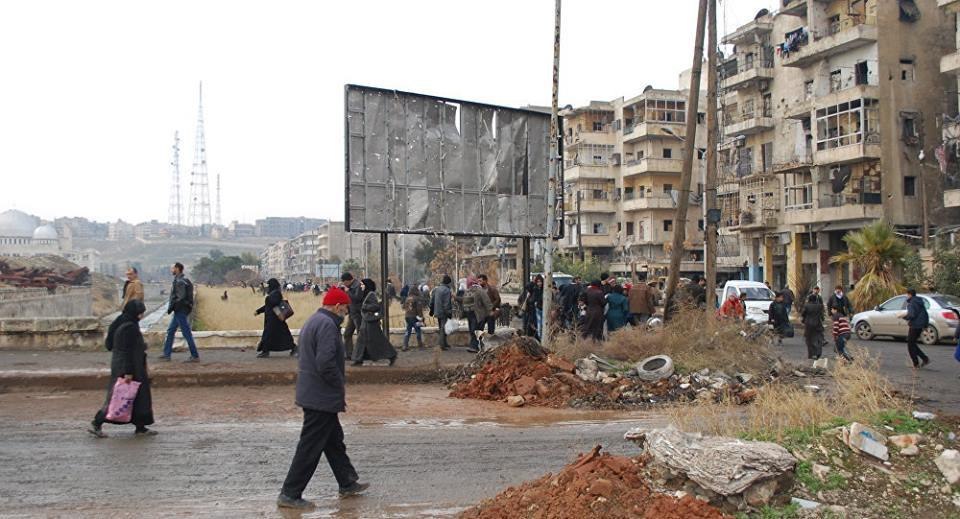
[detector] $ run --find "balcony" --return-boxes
[579,234,613,248]
[773,153,814,173]
[563,163,617,182]
[781,0,807,17]
[724,111,775,136]
[622,196,676,212]
[564,129,618,148]
[720,60,775,91]
[622,157,683,178]
[783,195,884,225]
[815,84,879,110]
[622,121,685,143]
[568,197,616,213]
[815,141,881,166]
[722,19,774,46]
[785,97,813,120]
[782,23,877,68]
[943,51,960,76]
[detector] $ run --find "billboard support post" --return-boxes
[380,232,389,332]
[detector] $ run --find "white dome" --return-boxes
[0,210,39,237]
[32,224,58,241]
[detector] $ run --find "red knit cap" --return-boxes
[323,287,351,306]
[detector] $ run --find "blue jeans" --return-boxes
[163,311,199,358]
[403,317,422,346]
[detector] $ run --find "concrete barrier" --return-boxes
[0,287,92,318]
[0,317,102,350]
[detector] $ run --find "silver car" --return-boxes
[852,293,960,346]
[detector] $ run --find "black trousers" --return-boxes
[436,317,449,348]
[804,327,823,359]
[466,311,479,347]
[281,409,358,499]
[907,327,929,367]
[343,314,360,358]
[484,315,496,334]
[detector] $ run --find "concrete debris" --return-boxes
[545,355,575,373]
[935,449,960,485]
[506,395,525,407]
[812,463,832,481]
[626,426,796,504]
[901,445,920,456]
[889,434,923,449]
[812,358,829,370]
[842,423,889,461]
[791,497,821,509]
[575,358,600,382]
[803,385,821,393]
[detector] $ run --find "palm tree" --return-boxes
[831,222,910,312]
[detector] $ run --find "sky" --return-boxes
[0,0,777,225]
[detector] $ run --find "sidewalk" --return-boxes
[0,346,477,392]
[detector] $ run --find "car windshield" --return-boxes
[933,295,960,309]
[741,287,774,301]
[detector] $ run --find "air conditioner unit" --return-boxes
[611,153,622,165]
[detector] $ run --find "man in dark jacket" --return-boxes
[479,274,501,335]
[826,285,854,318]
[768,292,791,344]
[340,273,364,359]
[160,262,199,362]
[278,287,369,509]
[903,289,931,368]
[430,275,453,350]
[688,277,707,309]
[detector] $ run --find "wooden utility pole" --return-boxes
[704,0,719,310]
[663,0,708,319]
[542,0,561,343]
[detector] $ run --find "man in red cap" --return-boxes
[278,287,369,509]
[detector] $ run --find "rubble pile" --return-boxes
[0,260,90,289]
[450,337,770,409]
[458,446,729,519]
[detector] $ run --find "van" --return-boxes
[719,280,775,324]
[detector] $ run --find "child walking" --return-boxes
[831,308,853,361]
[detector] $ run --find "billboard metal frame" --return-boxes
[344,84,563,240]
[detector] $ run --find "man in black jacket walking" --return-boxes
[278,287,369,509]
[903,289,931,369]
[340,272,364,359]
[160,262,199,362]
[826,285,854,318]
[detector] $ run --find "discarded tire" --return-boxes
[635,355,674,382]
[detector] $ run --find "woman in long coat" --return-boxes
[89,299,155,437]
[353,279,397,366]
[605,285,630,333]
[254,278,296,358]
[582,281,606,341]
[801,294,825,360]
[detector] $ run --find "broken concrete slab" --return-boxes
[506,395,525,407]
[842,423,889,461]
[935,449,960,485]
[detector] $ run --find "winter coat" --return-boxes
[605,292,630,332]
[802,302,825,331]
[403,294,423,318]
[768,301,791,331]
[255,289,295,352]
[487,286,502,314]
[905,296,929,330]
[470,286,493,322]
[345,281,364,318]
[781,288,795,311]
[688,284,707,307]
[121,279,145,308]
[628,284,656,315]
[100,306,153,426]
[167,274,193,314]
[827,293,854,317]
[582,287,606,340]
[296,309,347,413]
[431,284,453,319]
[355,292,397,362]
[718,298,745,320]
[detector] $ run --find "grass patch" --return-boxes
[794,460,846,493]
[872,409,946,436]
[736,502,800,519]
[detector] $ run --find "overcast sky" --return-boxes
[0,0,776,225]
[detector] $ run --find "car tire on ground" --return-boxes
[855,321,874,341]
[920,325,939,346]
[635,355,674,382]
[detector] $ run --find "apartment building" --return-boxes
[716,0,957,291]
[259,240,289,280]
[560,84,707,278]
[942,0,960,208]
[316,221,366,264]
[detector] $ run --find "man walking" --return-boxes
[466,279,492,353]
[826,285,854,319]
[903,289,931,369]
[628,280,656,326]
[277,287,369,509]
[478,274,500,335]
[430,275,453,350]
[121,267,145,309]
[160,262,199,362]
[340,273,364,359]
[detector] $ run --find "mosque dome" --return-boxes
[32,224,59,241]
[0,210,40,238]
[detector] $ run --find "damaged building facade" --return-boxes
[942,0,960,209]
[716,0,958,290]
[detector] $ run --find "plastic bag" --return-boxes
[106,379,141,423]
[444,319,459,335]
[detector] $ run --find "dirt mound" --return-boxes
[459,446,729,519]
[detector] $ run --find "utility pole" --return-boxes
[704,0,719,310]
[663,0,708,319]
[542,0,561,344]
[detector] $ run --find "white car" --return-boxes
[719,281,775,324]
[851,293,960,346]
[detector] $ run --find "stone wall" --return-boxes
[0,317,102,350]
[0,287,92,318]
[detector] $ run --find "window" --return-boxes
[855,61,869,85]
[697,113,706,124]
[816,99,879,150]
[904,176,917,196]
[898,0,920,23]
[637,149,645,159]
[593,121,603,132]
[663,148,673,159]
[900,59,915,81]
[592,223,606,234]
[829,70,842,93]
[642,99,686,123]
[617,222,622,232]
[626,222,634,236]
[624,187,635,200]
[761,142,773,172]
[803,80,814,100]
[698,219,705,231]
[663,184,673,194]
[879,296,908,312]
[663,220,674,232]
[901,113,919,144]
[762,94,772,117]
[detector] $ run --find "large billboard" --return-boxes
[345,85,554,238]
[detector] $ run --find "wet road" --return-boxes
[0,385,664,518]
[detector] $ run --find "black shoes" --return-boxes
[88,422,107,438]
[921,358,931,368]
[277,494,314,509]
[256,351,269,358]
[388,357,396,366]
[352,361,363,366]
[466,346,479,354]
[339,481,370,498]
[289,347,298,357]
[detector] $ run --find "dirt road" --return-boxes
[0,384,663,518]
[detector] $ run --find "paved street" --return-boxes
[776,333,960,413]
[0,384,663,518]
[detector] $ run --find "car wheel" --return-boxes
[920,325,939,346]
[855,321,874,341]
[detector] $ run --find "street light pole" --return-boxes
[542,0,561,344]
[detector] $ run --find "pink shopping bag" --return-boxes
[105,379,141,423]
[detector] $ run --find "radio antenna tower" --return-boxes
[188,81,212,230]
[167,131,182,225]
[216,173,222,226]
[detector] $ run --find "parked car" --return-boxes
[851,293,960,346]
[719,280,775,324]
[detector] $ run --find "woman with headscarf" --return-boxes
[254,278,297,358]
[582,280,606,341]
[519,275,544,340]
[352,278,397,366]
[89,299,155,438]
[605,284,630,333]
